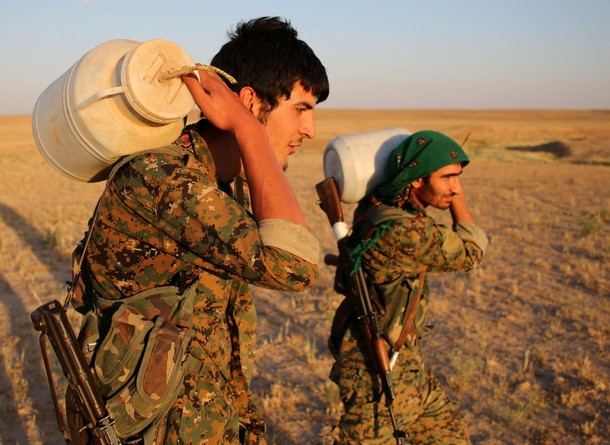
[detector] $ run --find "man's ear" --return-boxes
[239,86,260,114]
[411,178,424,190]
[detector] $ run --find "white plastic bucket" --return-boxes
[323,127,411,203]
[32,39,196,182]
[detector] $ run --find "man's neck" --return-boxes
[405,189,426,215]
[198,119,243,182]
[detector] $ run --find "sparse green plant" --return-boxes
[493,379,545,428]
[580,209,607,237]
[586,326,607,352]
[581,412,600,436]
[545,318,563,339]
[322,381,342,416]
[520,346,534,381]
[304,335,317,363]
[506,389,544,427]
[577,352,595,381]
[274,320,291,342]
[448,352,482,392]
[42,227,60,251]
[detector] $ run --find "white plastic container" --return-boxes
[323,127,411,203]
[32,39,196,182]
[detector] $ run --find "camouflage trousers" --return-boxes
[161,362,267,445]
[330,330,470,445]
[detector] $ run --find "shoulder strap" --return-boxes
[357,202,415,239]
[392,273,425,353]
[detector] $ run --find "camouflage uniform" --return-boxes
[330,202,487,445]
[83,121,319,444]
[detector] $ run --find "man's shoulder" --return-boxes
[364,203,431,230]
[110,147,184,189]
[113,135,213,187]
[366,210,438,253]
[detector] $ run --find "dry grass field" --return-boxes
[0,109,608,444]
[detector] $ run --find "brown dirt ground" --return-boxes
[0,110,608,444]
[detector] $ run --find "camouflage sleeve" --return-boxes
[120,151,317,292]
[408,216,486,274]
[371,216,486,277]
[453,221,488,254]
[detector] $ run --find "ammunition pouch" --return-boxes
[76,283,198,442]
[377,274,425,351]
[328,249,426,358]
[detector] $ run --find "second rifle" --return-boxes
[31,300,121,445]
[316,177,409,445]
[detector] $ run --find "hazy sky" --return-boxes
[2,0,609,114]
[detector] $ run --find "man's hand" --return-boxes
[181,66,259,134]
[450,192,474,225]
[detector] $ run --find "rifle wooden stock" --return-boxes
[370,325,392,374]
[316,177,344,228]
[31,300,121,445]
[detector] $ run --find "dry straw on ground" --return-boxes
[0,110,608,444]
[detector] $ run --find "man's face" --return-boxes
[257,82,317,170]
[412,163,464,210]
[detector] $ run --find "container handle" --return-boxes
[159,65,237,84]
[77,86,125,110]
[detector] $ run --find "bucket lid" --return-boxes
[121,39,195,124]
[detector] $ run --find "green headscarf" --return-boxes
[376,130,469,199]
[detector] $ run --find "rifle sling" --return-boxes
[392,274,425,353]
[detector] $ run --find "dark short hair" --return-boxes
[211,16,329,113]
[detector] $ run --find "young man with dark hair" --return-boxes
[76,16,328,445]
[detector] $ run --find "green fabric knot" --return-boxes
[348,220,393,276]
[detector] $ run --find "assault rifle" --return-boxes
[31,300,121,445]
[316,177,409,445]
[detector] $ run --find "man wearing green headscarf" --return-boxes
[329,130,488,444]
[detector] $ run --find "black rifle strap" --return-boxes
[328,297,356,359]
[38,332,71,443]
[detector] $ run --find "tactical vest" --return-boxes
[329,202,426,358]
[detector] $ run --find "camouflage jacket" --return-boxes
[84,121,319,379]
[350,201,488,344]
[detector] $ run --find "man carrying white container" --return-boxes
[69,17,329,445]
[327,130,488,444]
